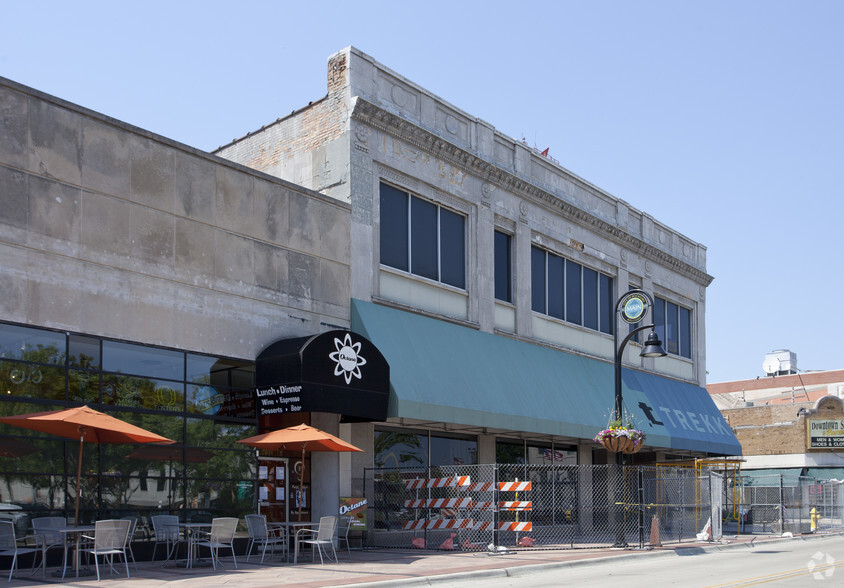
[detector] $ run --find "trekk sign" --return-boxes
[255,330,390,422]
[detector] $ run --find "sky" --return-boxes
[2,1,841,384]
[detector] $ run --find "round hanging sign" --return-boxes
[620,292,649,324]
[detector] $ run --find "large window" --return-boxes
[494,230,512,302]
[654,297,693,359]
[379,183,466,289]
[0,321,257,526]
[530,246,614,335]
[374,428,477,469]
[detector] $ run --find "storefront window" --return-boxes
[430,434,477,467]
[374,429,427,469]
[0,322,257,526]
[374,428,477,469]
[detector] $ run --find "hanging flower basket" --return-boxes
[594,425,646,454]
[601,436,632,453]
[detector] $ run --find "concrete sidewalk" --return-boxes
[4,533,829,588]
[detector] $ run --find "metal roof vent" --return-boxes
[762,350,798,376]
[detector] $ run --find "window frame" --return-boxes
[379,182,467,289]
[530,246,614,335]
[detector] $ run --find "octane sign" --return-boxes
[620,292,649,324]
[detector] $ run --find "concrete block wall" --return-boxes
[0,77,352,361]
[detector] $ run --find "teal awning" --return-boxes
[351,299,741,456]
[740,468,803,485]
[806,468,844,481]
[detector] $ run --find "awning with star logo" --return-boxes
[255,330,390,422]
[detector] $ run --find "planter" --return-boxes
[601,436,633,453]
[622,441,643,454]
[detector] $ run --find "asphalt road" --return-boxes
[460,535,844,587]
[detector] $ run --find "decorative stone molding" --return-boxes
[352,99,713,287]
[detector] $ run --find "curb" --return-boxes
[337,532,842,587]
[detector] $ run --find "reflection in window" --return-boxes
[0,324,65,364]
[374,429,427,469]
[430,434,477,467]
[102,340,184,380]
[1,361,65,400]
[68,335,100,369]
[102,375,185,411]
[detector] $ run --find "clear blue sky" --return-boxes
[2,1,841,383]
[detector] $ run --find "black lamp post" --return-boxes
[612,289,666,547]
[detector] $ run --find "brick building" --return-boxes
[709,360,844,481]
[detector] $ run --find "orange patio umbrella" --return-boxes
[237,424,363,520]
[0,405,175,525]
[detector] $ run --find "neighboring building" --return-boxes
[708,352,844,481]
[0,74,351,524]
[0,46,739,530]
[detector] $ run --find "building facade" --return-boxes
[216,46,739,492]
[0,46,739,534]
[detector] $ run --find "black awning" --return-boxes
[255,330,389,422]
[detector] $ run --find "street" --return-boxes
[459,535,844,587]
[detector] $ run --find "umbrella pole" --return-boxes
[74,427,86,527]
[298,445,305,521]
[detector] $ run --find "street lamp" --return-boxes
[613,290,667,430]
[612,290,666,548]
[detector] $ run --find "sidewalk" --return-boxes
[5,533,832,588]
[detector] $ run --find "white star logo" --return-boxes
[329,333,367,385]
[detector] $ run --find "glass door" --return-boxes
[257,457,288,523]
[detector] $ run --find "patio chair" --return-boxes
[337,516,353,557]
[31,516,66,578]
[118,516,138,569]
[245,514,287,564]
[79,519,131,581]
[151,514,182,564]
[298,515,338,565]
[0,520,39,582]
[194,517,238,570]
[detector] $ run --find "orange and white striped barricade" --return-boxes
[404,497,473,509]
[404,476,471,490]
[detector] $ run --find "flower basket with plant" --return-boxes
[593,417,646,454]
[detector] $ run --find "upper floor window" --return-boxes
[494,231,512,303]
[654,297,692,359]
[380,183,465,289]
[531,246,614,335]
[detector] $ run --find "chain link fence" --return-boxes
[727,474,844,535]
[364,464,719,551]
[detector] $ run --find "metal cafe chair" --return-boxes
[151,515,182,564]
[118,516,139,569]
[337,516,353,558]
[31,516,66,578]
[298,515,338,565]
[0,520,39,582]
[194,517,238,570]
[79,519,131,581]
[245,514,287,564]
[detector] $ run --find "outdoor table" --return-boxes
[178,522,213,568]
[58,525,96,579]
[268,521,314,564]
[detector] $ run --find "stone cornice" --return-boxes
[352,99,713,287]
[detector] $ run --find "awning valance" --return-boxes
[255,329,390,422]
[351,299,741,456]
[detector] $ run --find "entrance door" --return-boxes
[257,457,288,523]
